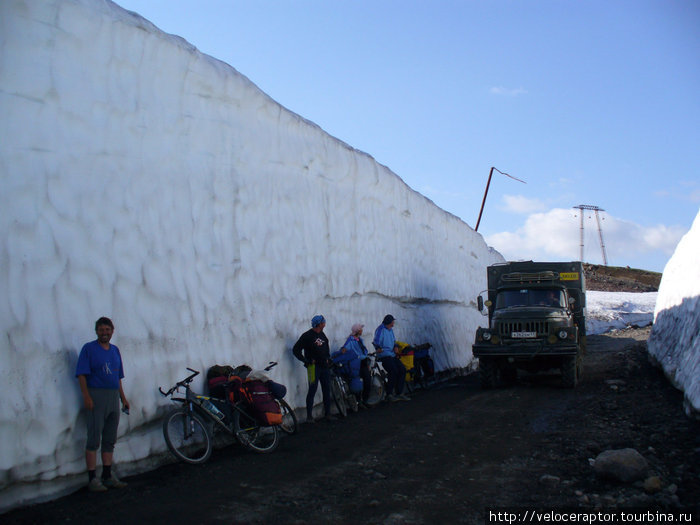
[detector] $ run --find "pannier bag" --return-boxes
[207,365,235,399]
[266,381,287,400]
[331,350,361,378]
[412,342,432,360]
[207,364,234,381]
[420,356,435,376]
[397,351,414,383]
[226,376,244,403]
[396,342,433,381]
[241,379,282,426]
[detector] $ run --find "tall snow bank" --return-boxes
[585,291,657,335]
[647,208,700,419]
[0,0,502,510]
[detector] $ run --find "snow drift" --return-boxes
[0,0,502,510]
[648,209,700,419]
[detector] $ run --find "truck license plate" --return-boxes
[512,331,537,338]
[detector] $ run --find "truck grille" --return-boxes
[498,321,549,336]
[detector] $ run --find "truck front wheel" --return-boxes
[479,358,499,389]
[502,365,517,384]
[561,355,578,388]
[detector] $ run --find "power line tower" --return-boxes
[573,205,608,265]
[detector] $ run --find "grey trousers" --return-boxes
[85,388,120,453]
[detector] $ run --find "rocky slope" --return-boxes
[584,263,661,292]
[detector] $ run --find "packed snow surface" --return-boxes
[648,209,700,419]
[1,0,502,510]
[586,291,657,335]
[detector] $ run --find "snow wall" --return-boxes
[648,208,700,419]
[0,0,503,510]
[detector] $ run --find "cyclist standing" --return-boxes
[75,317,130,492]
[372,315,410,401]
[293,315,335,422]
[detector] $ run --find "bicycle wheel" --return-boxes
[366,373,385,406]
[233,406,279,453]
[163,408,212,464]
[561,355,579,389]
[342,378,359,413]
[276,399,298,435]
[331,376,348,417]
[404,371,415,394]
[346,388,359,413]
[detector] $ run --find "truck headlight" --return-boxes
[482,331,492,341]
[558,329,568,340]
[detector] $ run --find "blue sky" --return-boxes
[116,0,699,272]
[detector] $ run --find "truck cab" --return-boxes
[473,261,586,388]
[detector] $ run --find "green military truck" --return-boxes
[472,261,586,388]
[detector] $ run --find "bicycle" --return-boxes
[330,362,359,417]
[366,352,388,406]
[159,368,279,463]
[396,343,433,393]
[409,352,434,390]
[397,352,422,394]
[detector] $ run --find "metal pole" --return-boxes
[573,205,607,264]
[579,208,584,262]
[594,209,608,265]
[474,167,495,232]
[474,167,525,232]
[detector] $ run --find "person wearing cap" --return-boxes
[339,323,372,408]
[372,315,410,401]
[292,315,335,422]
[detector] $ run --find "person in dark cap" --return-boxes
[292,315,335,422]
[372,315,410,401]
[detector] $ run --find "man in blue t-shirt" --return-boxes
[75,317,130,492]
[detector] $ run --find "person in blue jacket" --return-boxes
[75,317,130,492]
[340,323,372,407]
[372,315,410,401]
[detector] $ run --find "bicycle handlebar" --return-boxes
[159,368,200,397]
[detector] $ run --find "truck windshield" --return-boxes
[495,289,565,309]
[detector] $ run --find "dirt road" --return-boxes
[4,328,699,524]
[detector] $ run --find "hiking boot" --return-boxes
[88,478,107,492]
[102,475,127,489]
[388,394,400,402]
[397,394,411,401]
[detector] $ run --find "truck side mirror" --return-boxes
[477,296,484,311]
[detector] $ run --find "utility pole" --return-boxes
[573,205,608,265]
[475,167,526,232]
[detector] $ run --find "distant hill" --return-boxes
[583,263,661,292]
